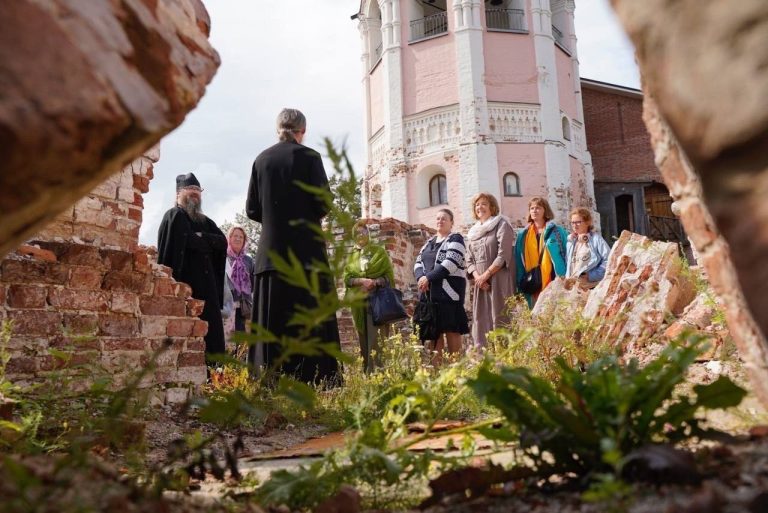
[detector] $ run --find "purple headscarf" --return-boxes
[227,227,252,297]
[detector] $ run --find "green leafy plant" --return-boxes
[467,336,746,484]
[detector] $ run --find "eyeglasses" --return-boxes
[570,221,584,225]
[183,186,204,192]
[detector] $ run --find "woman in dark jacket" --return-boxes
[414,209,469,363]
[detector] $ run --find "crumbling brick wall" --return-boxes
[0,148,207,402]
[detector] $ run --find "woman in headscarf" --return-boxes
[465,193,516,349]
[343,221,395,372]
[514,196,568,308]
[566,207,611,289]
[225,226,255,352]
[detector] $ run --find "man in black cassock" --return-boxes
[157,173,227,357]
[246,108,341,385]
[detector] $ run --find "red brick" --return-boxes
[8,310,61,336]
[178,352,206,368]
[133,174,151,193]
[102,338,149,351]
[111,291,139,314]
[167,318,196,337]
[48,289,109,311]
[0,285,5,306]
[186,338,206,352]
[57,245,103,268]
[7,285,48,309]
[39,352,99,371]
[176,365,206,385]
[17,244,57,262]
[101,250,134,272]
[128,208,142,223]
[62,313,99,336]
[154,264,173,278]
[153,278,176,296]
[192,320,208,337]
[679,201,717,250]
[102,271,150,293]
[50,335,101,351]
[174,283,193,299]
[133,192,144,208]
[140,296,186,317]
[186,298,205,317]
[98,314,139,337]
[6,357,37,374]
[140,317,168,337]
[1,259,69,285]
[68,266,104,290]
[100,352,149,371]
[133,249,149,267]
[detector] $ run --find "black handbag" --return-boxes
[517,266,542,295]
[369,280,408,326]
[412,291,439,341]
[517,231,546,295]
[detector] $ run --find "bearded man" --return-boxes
[158,173,227,356]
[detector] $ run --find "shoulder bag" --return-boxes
[517,234,545,295]
[412,289,439,341]
[369,278,408,326]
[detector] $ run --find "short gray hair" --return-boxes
[276,108,306,142]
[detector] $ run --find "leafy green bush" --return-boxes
[468,336,746,481]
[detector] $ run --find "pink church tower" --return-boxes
[354,0,595,227]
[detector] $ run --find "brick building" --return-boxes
[581,78,685,247]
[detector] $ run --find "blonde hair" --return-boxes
[227,226,248,244]
[569,207,594,231]
[470,192,500,220]
[276,108,306,142]
[527,196,555,223]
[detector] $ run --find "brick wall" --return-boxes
[0,148,207,402]
[582,86,659,183]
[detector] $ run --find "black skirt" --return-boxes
[417,297,469,342]
[250,271,341,385]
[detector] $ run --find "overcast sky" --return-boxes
[139,0,640,246]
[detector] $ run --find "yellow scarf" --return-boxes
[523,224,554,292]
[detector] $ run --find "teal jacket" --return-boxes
[514,221,568,302]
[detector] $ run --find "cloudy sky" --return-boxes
[139,0,640,245]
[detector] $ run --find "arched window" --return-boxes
[429,174,448,206]
[562,116,571,141]
[503,172,521,196]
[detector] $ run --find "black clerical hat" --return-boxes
[176,172,201,191]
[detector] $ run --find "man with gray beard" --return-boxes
[158,172,227,357]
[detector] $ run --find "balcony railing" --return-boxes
[410,12,448,42]
[552,25,569,51]
[486,8,526,32]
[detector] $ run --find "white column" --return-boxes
[454,0,499,226]
[379,0,408,222]
[532,0,571,222]
[359,17,374,218]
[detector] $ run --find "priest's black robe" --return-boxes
[246,140,341,385]
[157,206,227,356]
